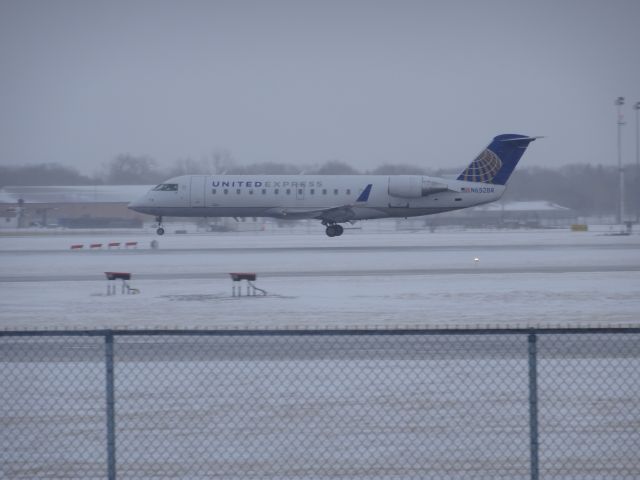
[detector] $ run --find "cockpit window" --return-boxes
[152,183,179,191]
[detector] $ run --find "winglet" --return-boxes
[356,184,373,202]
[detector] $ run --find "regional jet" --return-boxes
[129,134,538,237]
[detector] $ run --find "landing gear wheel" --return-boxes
[325,224,344,237]
[155,216,164,236]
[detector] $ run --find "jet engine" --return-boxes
[388,176,449,198]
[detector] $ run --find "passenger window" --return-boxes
[286,189,291,195]
[236,189,241,194]
[262,189,267,195]
[223,189,229,194]
[322,189,327,195]
[298,188,303,195]
[310,189,315,195]
[334,189,339,195]
[346,189,351,195]
[212,189,217,194]
[274,188,279,195]
[249,189,254,195]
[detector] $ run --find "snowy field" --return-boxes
[0,227,639,329]
[2,332,639,479]
[2,228,639,478]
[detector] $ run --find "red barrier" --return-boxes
[108,242,120,248]
[230,272,257,281]
[70,244,83,250]
[125,241,138,248]
[90,243,103,249]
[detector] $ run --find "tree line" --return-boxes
[1,154,638,216]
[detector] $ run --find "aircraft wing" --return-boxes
[313,205,359,223]
[264,183,374,222]
[263,204,360,222]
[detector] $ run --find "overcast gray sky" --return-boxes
[1,0,639,174]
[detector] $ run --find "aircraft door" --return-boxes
[190,176,206,207]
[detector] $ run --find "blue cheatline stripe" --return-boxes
[357,184,373,202]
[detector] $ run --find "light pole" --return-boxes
[615,97,625,224]
[634,101,640,223]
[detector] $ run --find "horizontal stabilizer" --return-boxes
[499,136,544,143]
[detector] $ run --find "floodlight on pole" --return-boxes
[634,101,640,223]
[615,97,625,224]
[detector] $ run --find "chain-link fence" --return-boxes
[1,328,639,479]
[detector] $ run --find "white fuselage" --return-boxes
[129,174,505,222]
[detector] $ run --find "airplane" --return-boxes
[128,134,538,237]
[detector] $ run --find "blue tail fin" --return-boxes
[457,134,537,185]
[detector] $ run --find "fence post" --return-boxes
[527,333,539,480]
[105,332,117,480]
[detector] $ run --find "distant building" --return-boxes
[390,201,576,231]
[425,201,577,228]
[0,185,270,232]
[0,185,149,229]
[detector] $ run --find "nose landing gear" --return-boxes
[155,216,165,235]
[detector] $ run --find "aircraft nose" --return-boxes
[128,195,147,212]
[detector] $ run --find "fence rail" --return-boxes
[2,327,639,479]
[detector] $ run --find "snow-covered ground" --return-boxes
[1,228,639,330]
[2,228,639,478]
[2,334,639,479]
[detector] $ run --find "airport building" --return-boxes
[0,185,148,229]
[423,200,578,229]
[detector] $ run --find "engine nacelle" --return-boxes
[388,176,422,198]
[388,176,449,198]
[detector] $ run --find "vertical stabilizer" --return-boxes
[457,134,538,185]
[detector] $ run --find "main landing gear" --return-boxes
[155,216,165,236]
[324,223,344,237]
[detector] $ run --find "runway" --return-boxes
[2,264,639,283]
[4,241,639,255]
[1,229,639,329]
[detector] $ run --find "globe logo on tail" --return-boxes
[458,149,502,183]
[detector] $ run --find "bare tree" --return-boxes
[310,160,359,175]
[98,154,164,185]
[0,164,94,186]
[229,162,301,175]
[166,149,237,177]
[369,164,429,175]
